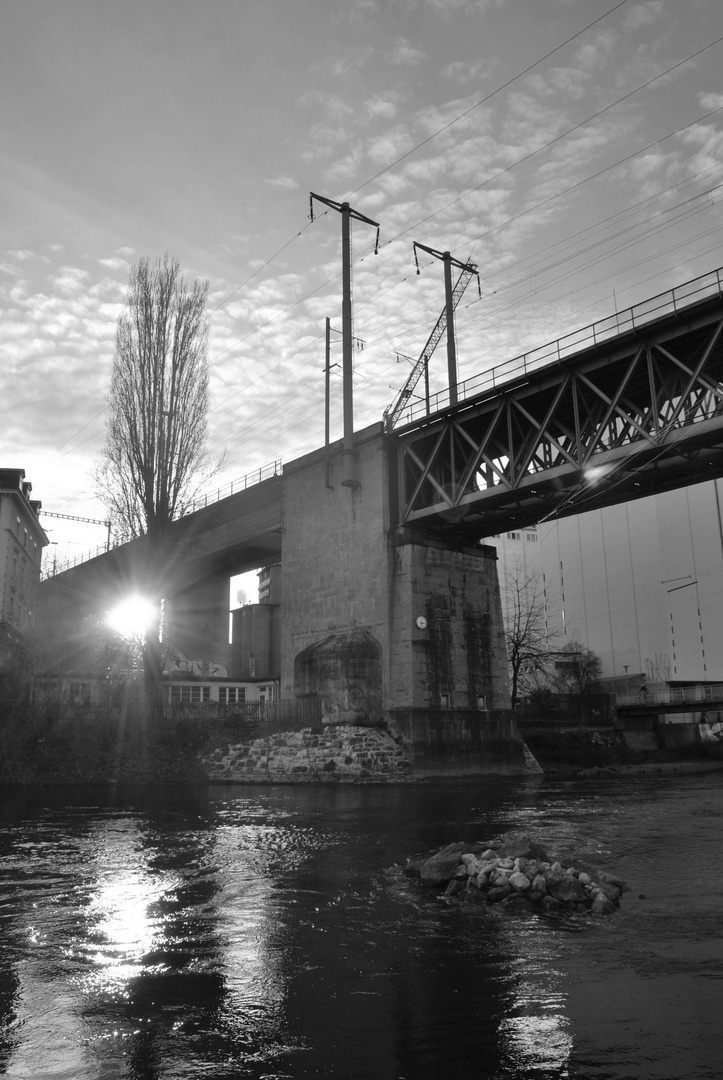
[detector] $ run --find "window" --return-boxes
[170,684,211,703]
[506,532,521,540]
[219,686,246,704]
[526,533,538,542]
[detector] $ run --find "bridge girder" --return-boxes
[394,294,723,540]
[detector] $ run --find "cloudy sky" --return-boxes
[2,0,723,585]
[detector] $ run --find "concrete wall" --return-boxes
[165,571,232,671]
[279,424,522,774]
[280,426,393,699]
[388,533,510,712]
[230,603,280,679]
[488,477,723,683]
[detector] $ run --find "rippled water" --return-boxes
[1,773,721,1080]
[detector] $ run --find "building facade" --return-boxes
[0,469,48,638]
[486,477,723,685]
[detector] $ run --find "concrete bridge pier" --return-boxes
[163,570,232,675]
[280,423,528,776]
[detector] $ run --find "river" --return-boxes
[0,772,721,1080]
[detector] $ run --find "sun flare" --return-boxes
[107,596,158,640]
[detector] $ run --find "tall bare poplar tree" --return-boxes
[97,254,212,721]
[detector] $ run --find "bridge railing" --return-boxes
[41,459,283,579]
[392,266,723,428]
[182,459,282,515]
[616,682,723,707]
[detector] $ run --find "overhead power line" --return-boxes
[345,0,633,201]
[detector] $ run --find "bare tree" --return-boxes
[503,561,558,708]
[553,640,603,699]
[96,254,214,721]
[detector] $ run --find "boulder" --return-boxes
[419,843,468,887]
[501,893,528,910]
[509,871,531,892]
[477,859,500,877]
[402,855,424,879]
[591,892,617,915]
[540,894,565,913]
[599,871,629,893]
[497,832,551,862]
[488,884,514,903]
[548,872,588,905]
[595,880,622,903]
[544,862,564,891]
[531,873,548,895]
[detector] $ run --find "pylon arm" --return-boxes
[413,242,477,278]
[310,192,380,253]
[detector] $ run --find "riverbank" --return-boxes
[4,711,722,784]
[577,758,723,778]
[521,723,723,778]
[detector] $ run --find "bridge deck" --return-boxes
[393,267,723,538]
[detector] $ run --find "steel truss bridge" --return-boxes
[392,267,723,539]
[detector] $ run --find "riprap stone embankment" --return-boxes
[404,832,627,915]
[202,725,412,782]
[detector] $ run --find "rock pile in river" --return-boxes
[403,831,626,915]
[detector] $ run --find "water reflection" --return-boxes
[1,777,722,1079]
[8,798,327,1079]
[494,925,574,1077]
[85,823,172,976]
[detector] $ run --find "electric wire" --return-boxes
[41,12,723,515]
[379,37,723,249]
[343,0,632,201]
[206,75,723,406]
[44,15,720,474]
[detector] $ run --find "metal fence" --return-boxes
[42,460,282,579]
[394,265,723,428]
[615,683,723,707]
[33,695,322,732]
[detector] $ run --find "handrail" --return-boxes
[616,682,723,706]
[41,459,282,579]
[391,266,723,429]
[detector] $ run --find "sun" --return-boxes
[107,595,158,640]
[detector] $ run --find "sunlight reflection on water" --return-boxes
[1,776,722,1079]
